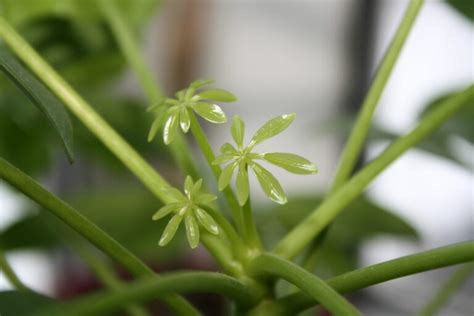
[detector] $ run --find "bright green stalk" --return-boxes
[98,0,199,180]
[419,262,474,316]
[249,254,361,316]
[98,0,162,101]
[330,0,424,192]
[0,157,199,316]
[73,244,150,316]
[39,272,260,316]
[274,86,473,259]
[188,112,246,234]
[277,241,474,314]
[0,249,29,292]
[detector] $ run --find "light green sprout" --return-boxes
[153,176,219,249]
[147,79,237,145]
[213,114,318,206]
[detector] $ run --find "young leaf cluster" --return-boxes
[153,176,219,248]
[214,114,317,205]
[147,79,237,144]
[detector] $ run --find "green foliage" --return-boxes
[153,176,219,248]
[447,0,474,21]
[147,79,237,144]
[0,47,74,162]
[214,114,317,205]
[0,291,55,316]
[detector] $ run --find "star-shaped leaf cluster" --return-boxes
[147,79,237,145]
[213,114,317,206]
[153,176,219,249]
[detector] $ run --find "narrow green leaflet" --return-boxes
[198,89,237,102]
[218,161,238,190]
[193,102,227,123]
[195,208,219,235]
[162,112,179,144]
[250,113,295,146]
[231,115,245,148]
[184,215,200,249]
[251,163,287,205]
[0,48,74,162]
[220,143,238,155]
[236,164,250,206]
[264,152,318,174]
[152,204,180,221]
[190,79,214,89]
[179,108,191,132]
[159,215,183,246]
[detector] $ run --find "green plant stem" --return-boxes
[273,86,473,259]
[242,192,263,251]
[276,241,474,314]
[200,205,247,259]
[302,0,424,273]
[0,157,199,316]
[188,112,246,235]
[39,272,260,316]
[419,262,474,316]
[249,254,361,316]
[0,249,28,292]
[73,244,150,316]
[98,0,162,101]
[0,16,234,276]
[98,0,199,180]
[330,0,424,192]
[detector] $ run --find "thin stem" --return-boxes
[273,86,473,259]
[188,112,245,234]
[99,0,200,180]
[0,249,29,292]
[98,0,162,101]
[200,233,244,277]
[249,254,361,316]
[242,193,263,251]
[73,244,151,316]
[0,157,199,316]
[330,0,424,192]
[277,241,474,314]
[39,272,261,316]
[419,262,474,316]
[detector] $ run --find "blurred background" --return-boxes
[0,0,472,315]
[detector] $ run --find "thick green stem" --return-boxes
[273,86,473,259]
[0,249,28,292]
[419,262,474,316]
[188,112,245,234]
[0,157,199,316]
[73,244,150,316]
[39,272,260,316]
[249,254,361,316]
[277,241,474,314]
[331,0,424,192]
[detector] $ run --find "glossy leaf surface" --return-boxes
[264,152,317,174]
[198,88,237,102]
[251,113,295,146]
[193,102,227,123]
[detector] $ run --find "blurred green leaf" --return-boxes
[251,163,287,205]
[231,115,245,148]
[193,102,227,123]
[0,291,55,316]
[0,48,74,162]
[447,0,474,21]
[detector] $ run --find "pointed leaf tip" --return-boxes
[251,113,296,145]
[264,152,318,174]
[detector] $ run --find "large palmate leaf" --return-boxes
[0,291,55,316]
[0,48,74,162]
